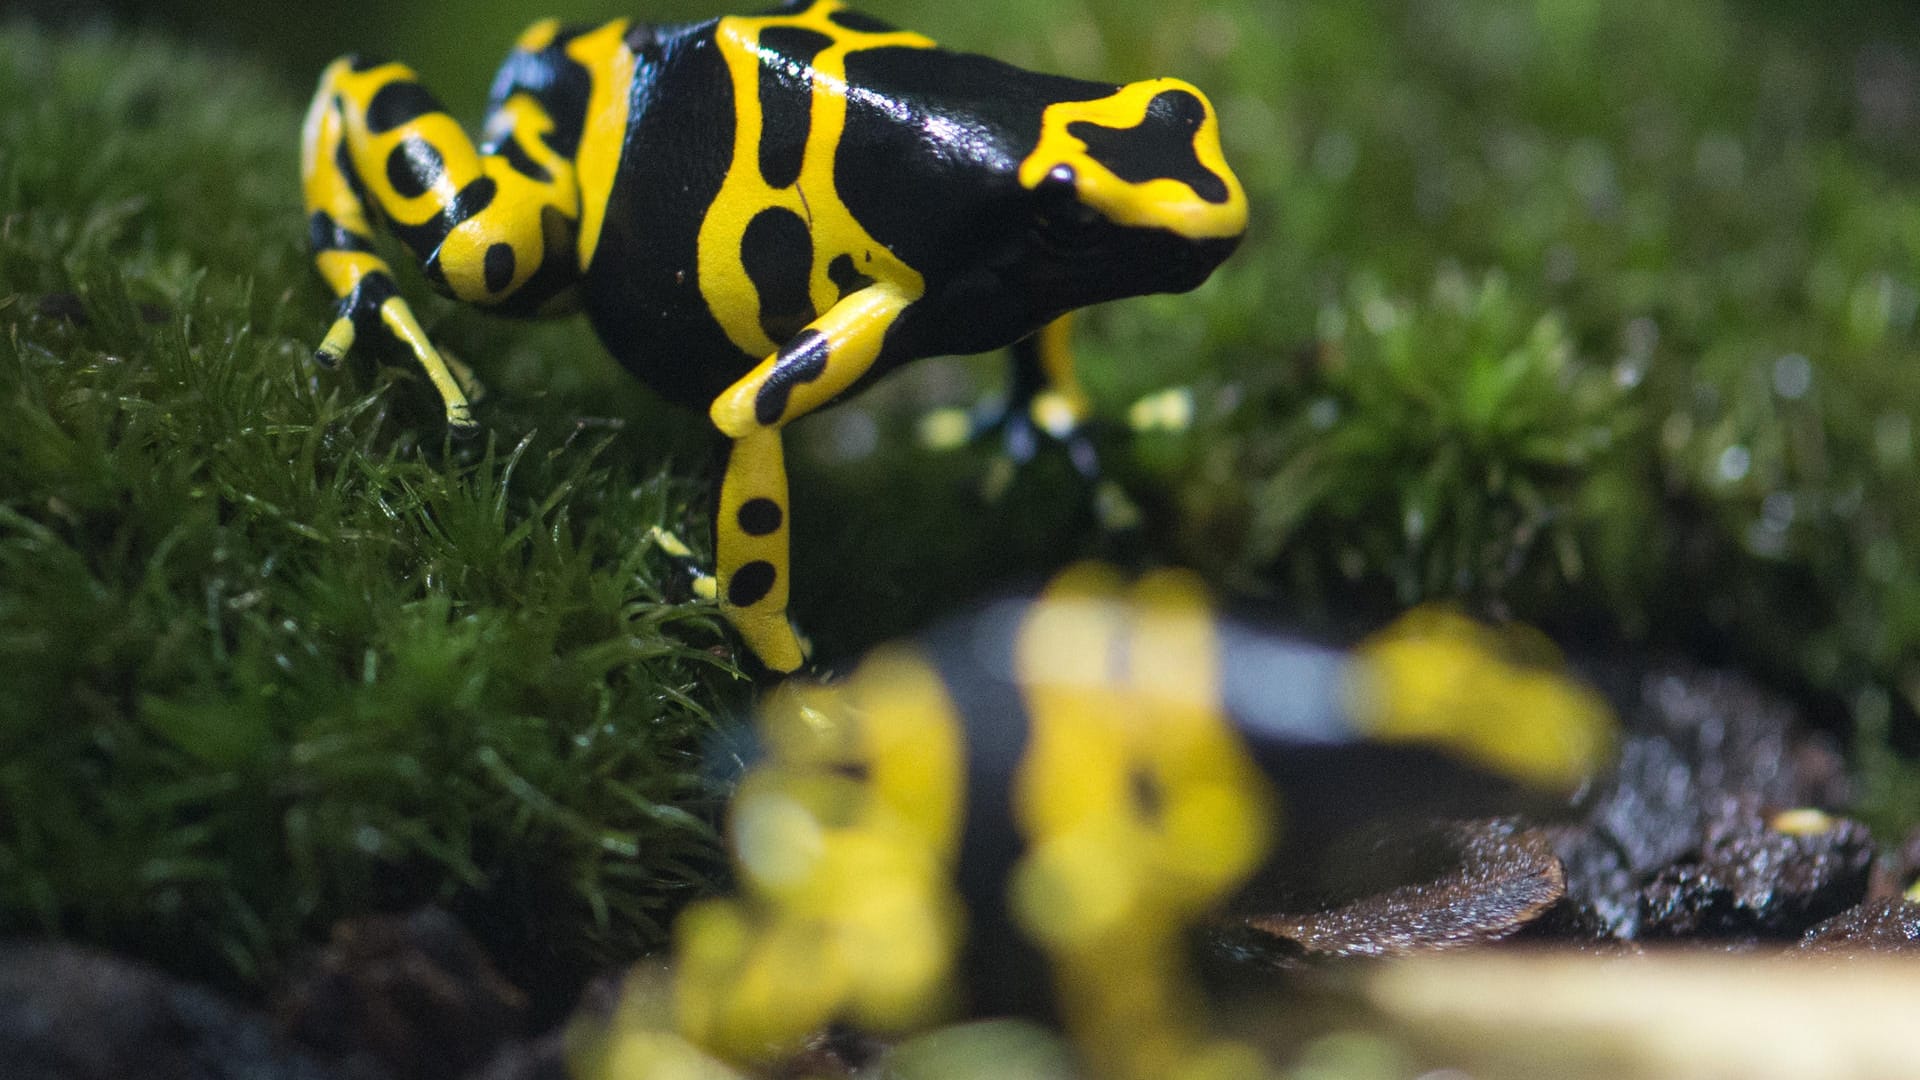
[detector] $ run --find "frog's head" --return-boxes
[1013,78,1247,306]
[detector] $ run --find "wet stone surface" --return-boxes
[1634,813,1875,939]
[1240,663,1875,959]
[1243,819,1567,959]
[1550,663,1855,941]
[0,942,355,1080]
[1799,898,1920,953]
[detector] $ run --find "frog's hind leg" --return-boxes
[300,22,591,429]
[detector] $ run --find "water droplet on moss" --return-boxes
[1717,444,1751,484]
[1772,353,1813,400]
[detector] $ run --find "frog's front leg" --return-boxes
[300,31,585,430]
[708,285,919,674]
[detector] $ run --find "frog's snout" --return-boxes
[1018,78,1248,244]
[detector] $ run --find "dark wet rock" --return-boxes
[0,941,352,1080]
[1552,664,1848,938]
[276,909,528,1080]
[1636,813,1874,939]
[1550,733,1701,935]
[1242,820,1566,959]
[1799,898,1920,954]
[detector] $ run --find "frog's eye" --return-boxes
[1032,165,1103,244]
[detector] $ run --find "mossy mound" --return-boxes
[0,22,742,995]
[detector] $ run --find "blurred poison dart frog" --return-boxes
[300,1,1248,672]
[578,564,1615,1080]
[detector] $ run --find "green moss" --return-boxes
[0,23,741,990]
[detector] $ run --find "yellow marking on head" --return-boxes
[568,20,636,271]
[699,0,933,359]
[1349,606,1614,790]
[1018,79,1247,241]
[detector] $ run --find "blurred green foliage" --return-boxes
[6,0,1920,996]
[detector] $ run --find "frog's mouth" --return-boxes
[1025,215,1242,305]
[1017,79,1248,243]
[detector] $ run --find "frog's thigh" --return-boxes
[707,286,916,673]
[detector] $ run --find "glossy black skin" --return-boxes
[579,13,1242,409]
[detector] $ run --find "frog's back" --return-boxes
[582,18,750,408]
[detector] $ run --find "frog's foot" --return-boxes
[648,526,814,674]
[314,275,480,434]
[725,604,810,677]
[647,525,718,603]
[919,387,1101,481]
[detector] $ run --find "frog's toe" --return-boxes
[732,609,808,676]
[313,315,356,368]
[444,403,482,437]
[648,526,718,601]
[439,352,485,434]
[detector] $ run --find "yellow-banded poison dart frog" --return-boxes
[300,1,1249,674]
[581,563,1615,1080]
